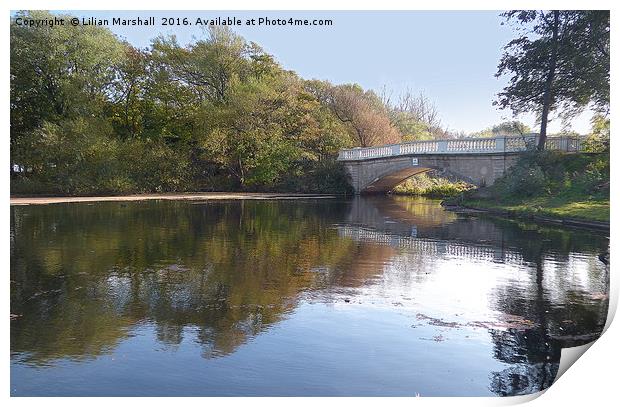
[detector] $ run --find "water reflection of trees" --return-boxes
[11,200,397,365]
[487,252,608,395]
[11,201,426,364]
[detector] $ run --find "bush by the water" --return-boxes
[392,173,474,198]
[455,150,610,222]
[490,150,610,201]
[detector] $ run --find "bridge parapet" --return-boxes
[337,134,581,161]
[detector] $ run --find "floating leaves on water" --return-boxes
[418,334,447,342]
[589,292,608,300]
[415,312,538,331]
[415,313,461,328]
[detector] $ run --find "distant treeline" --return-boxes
[10,11,450,195]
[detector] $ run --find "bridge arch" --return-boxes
[362,165,433,193]
[362,164,482,194]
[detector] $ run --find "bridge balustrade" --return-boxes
[338,134,582,161]
[400,140,439,154]
[447,138,496,152]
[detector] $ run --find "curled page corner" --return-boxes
[505,341,600,403]
[554,342,596,382]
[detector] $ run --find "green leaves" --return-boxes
[583,114,610,153]
[495,10,609,146]
[10,13,361,194]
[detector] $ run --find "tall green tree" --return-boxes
[495,11,610,149]
[109,45,149,139]
[11,10,124,169]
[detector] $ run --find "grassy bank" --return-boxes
[452,151,609,223]
[460,195,609,222]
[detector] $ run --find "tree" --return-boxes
[11,10,124,168]
[495,11,610,149]
[322,84,401,147]
[583,114,610,152]
[380,88,446,140]
[472,120,531,138]
[109,45,148,139]
[200,74,320,188]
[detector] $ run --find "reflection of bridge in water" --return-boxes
[341,196,609,269]
[345,196,513,246]
[337,225,524,264]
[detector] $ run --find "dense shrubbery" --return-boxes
[486,150,609,202]
[455,150,610,222]
[12,118,196,195]
[274,160,354,194]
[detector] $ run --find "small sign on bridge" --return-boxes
[412,158,419,166]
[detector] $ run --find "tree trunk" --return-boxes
[538,11,560,150]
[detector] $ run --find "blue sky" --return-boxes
[65,10,593,134]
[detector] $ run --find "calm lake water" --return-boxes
[10,197,609,396]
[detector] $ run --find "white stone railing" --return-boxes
[337,134,582,161]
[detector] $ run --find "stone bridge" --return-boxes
[337,135,581,194]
